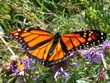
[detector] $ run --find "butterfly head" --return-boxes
[54,32,61,39]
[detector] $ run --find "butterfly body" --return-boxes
[9,28,106,66]
[48,32,61,56]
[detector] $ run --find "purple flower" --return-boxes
[67,62,79,67]
[70,50,82,57]
[33,76,40,81]
[10,55,34,76]
[20,55,34,71]
[10,62,25,76]
[82,48,104,63]
[98,71,106,79]
[50,61,69,80]
[53,66,70,79]
[50,50,79,80]
[102,40,110,55]
[52,61,78,80]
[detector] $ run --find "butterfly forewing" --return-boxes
[9,28,54,49]
[61,30,106,51]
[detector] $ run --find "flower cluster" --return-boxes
[82,48,104,63]
[1,55,34,82]
[51,40,110,81]
[10,55,34,76]
[2,40,110,82]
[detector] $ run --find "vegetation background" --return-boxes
[0,0,110,83]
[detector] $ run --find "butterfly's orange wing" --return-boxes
[61,30,106,51]
[9,28,53,49]
[27,40,66,66]
[9,28,67,66]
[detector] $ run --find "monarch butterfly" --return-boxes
[9,28,106,66]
